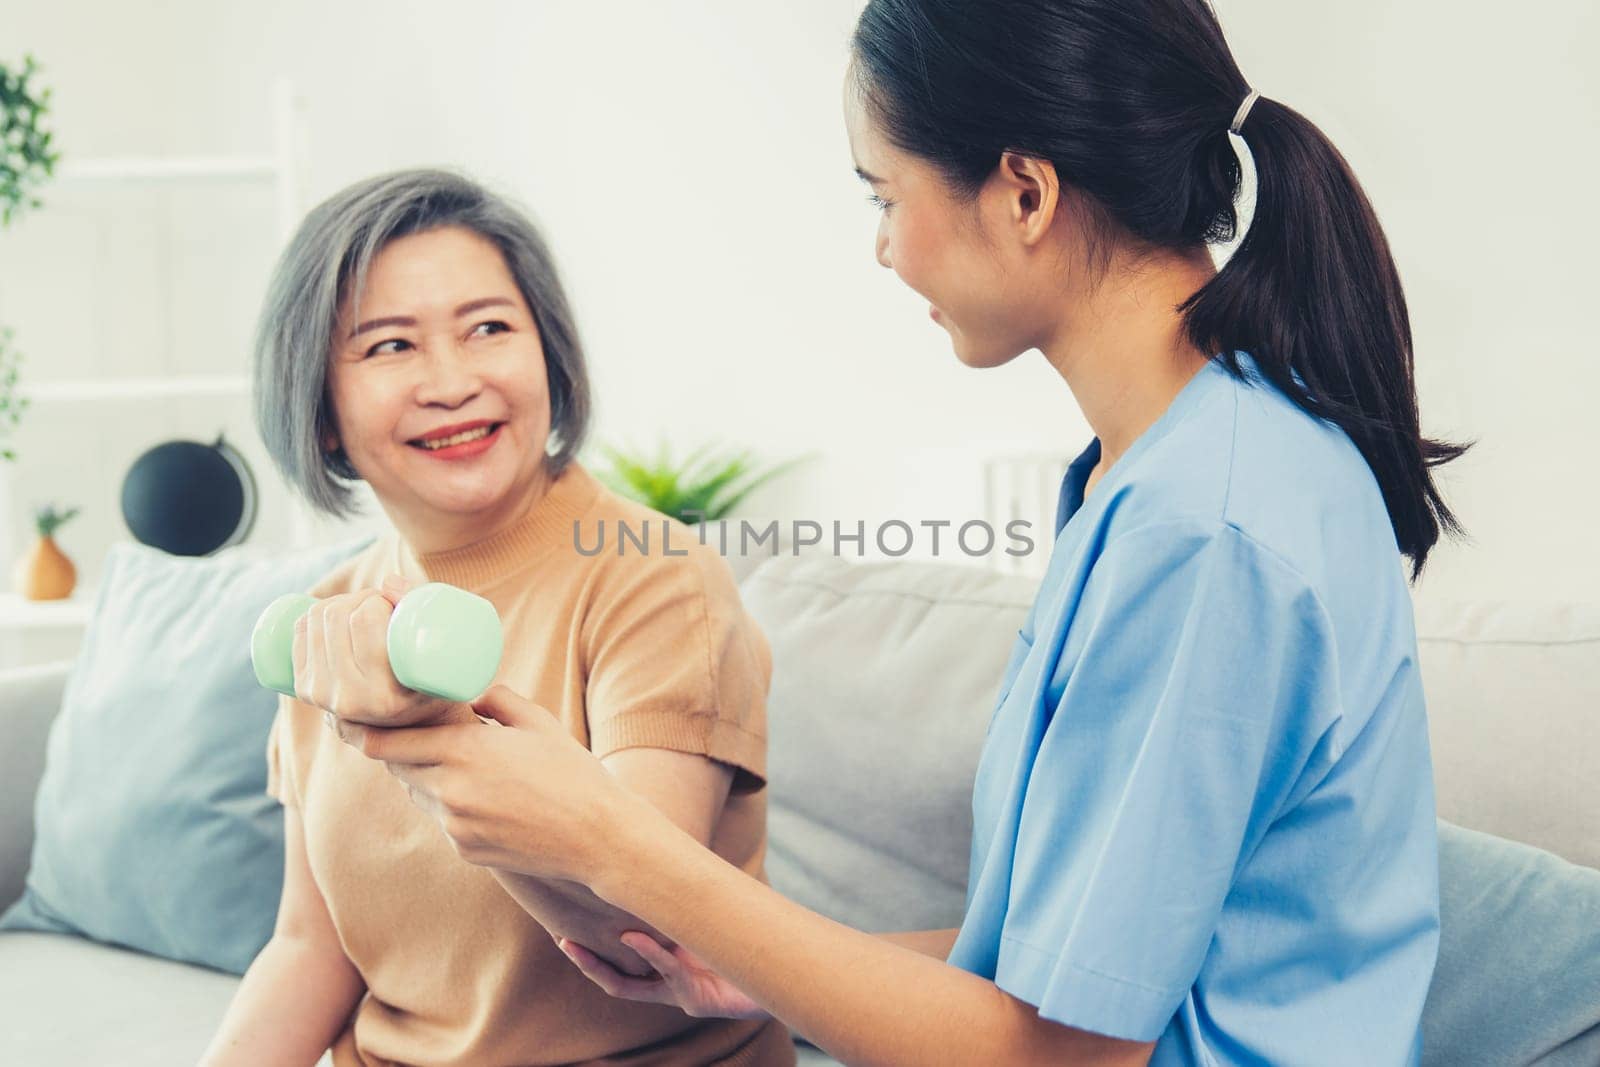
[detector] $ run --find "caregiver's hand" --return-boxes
[332,684,644,883]
[557,933,770,1021]
[291,576,466,728]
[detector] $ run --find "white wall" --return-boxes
[1,0,1595,605]
[1212,1,1600,605]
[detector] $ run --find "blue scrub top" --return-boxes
[949,353,1440,1065]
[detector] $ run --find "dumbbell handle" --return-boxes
[250,582,503,703]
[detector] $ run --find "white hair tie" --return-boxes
[1230,89,1261,135]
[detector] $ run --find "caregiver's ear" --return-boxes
[990,150,1061,247]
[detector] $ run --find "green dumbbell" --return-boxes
[251,582,504,703]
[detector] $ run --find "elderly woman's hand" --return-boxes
[330,685,650,885]
[291,576,466,728]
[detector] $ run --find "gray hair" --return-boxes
[252,168,592,519]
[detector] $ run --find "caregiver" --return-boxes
[326,0,1464,1063]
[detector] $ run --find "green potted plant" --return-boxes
[0,53,59,228]
[594,441,805,525]
[0,53,58,580]
[0,53,58,459]
[0,327,26,463]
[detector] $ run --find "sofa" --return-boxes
[1,549,1597,1065]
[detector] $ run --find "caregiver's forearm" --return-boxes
[491,745,729,974]
[483,748,729,972]
[592,799,1147,1067]
[879,927,960,960]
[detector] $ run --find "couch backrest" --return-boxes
[0,661,72,913]
[1413,600,1599,870]
[743,555,1599,933]
[742,556,1035,932]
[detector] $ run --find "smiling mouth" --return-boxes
[409,422,504,450]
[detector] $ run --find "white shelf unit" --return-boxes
[23,375,254,402]
[1,79,316,653]
[55,157,282,182]
[0,590,93,628]
[19,78,302,408]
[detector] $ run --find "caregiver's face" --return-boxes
[844,73,1043,369]
[324,225,552,527]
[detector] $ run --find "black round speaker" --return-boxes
[120,434,258,556]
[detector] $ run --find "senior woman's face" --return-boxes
[324,225,552,529]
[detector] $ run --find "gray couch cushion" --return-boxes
[743,555,1035,932]
[1415,600,1600,870]
[0,931,240,1066]
[0,662,70,913]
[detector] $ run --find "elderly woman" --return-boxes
[201,169,793,1067]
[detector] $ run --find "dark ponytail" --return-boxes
[853,0,1468,579]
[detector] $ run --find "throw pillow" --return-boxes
[0,537,371,974]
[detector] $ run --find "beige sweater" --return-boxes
[267,461,795,1067]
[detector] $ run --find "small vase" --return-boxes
[14,534,77,601]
